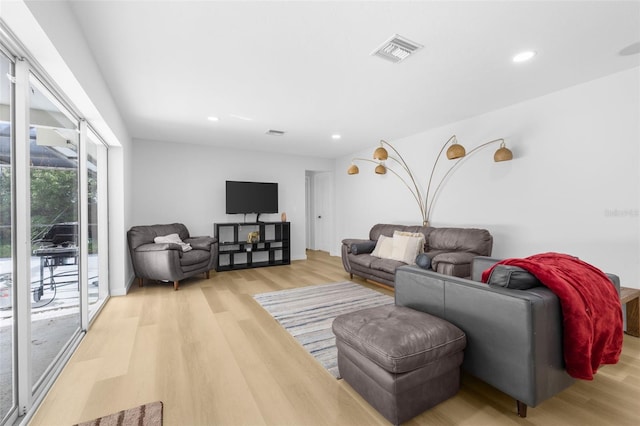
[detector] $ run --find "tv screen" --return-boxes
[226,181,279,215]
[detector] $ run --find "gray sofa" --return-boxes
[394,256,621,417]
[341,223,493,287]
[127,223,218,290]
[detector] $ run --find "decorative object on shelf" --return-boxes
[281,212,287,222]
[347,135,513,226]
[247,231,260,243]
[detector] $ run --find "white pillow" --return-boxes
[390,234,424,265]
[154,233,192,252]
[154,233,182,244]
[393,230,425,253]
[371,235,394,259]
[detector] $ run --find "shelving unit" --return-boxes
[214,222,290,272]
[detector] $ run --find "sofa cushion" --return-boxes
[349,253,377,269]
[371,235,394,258]
[370,257,406,274]
[487,265,542,290]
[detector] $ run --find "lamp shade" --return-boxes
[373,146,388,160]
[493,142,513,162]
[347,163,359,175]
[375,164,387,174]
[446,143,466,159]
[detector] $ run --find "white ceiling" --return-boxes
[66,0,640,159]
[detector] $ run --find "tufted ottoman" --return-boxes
[332,304,466,425]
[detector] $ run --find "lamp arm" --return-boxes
[424,135,457,218]
[425,138,504,221]
[381,140,425,203]
[353,157,426,223]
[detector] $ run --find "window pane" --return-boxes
[29,76,80,388]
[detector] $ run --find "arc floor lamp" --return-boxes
[347,135,513,226]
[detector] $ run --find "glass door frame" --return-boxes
[86,127,109,322]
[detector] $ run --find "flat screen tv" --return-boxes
[226,181,278,220]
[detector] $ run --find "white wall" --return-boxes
[132,139,333,261]
[335,68,640,288]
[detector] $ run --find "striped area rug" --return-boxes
[75,401,163,426]
[253,281,394,378]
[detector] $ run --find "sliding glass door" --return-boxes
[28,76,81,390]
[0,29,112,425]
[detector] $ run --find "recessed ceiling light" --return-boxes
[513,51,536,63]
[332,134,341,140]
[207,116,219,122]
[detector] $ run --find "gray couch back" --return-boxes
[368,224,492,255]
[429,227,492,255]
[127,223,190,250]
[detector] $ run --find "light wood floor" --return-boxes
[31,251,640,425]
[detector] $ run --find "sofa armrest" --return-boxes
[341,238,372,254]
[432,251,476,266]
[471,256,621,294]
[184,236,217,251]
[351,241,376,255]
[135,242,182,252]
[471,256,503,281]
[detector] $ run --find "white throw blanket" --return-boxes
[154,233,192,252]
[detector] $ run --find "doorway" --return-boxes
[305,171,333,253]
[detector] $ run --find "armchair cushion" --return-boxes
[180,249,211,266]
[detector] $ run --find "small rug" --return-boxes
[254,281,394,378]
[75,401,163,426]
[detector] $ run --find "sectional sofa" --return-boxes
[394,256,621,417]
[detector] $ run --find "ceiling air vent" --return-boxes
[266,129,285,136]
[371,34,423,63]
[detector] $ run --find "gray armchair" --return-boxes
[127,223,218,290]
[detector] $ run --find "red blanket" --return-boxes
[481,252,623,380]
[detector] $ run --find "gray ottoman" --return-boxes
[333,305,466,425]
